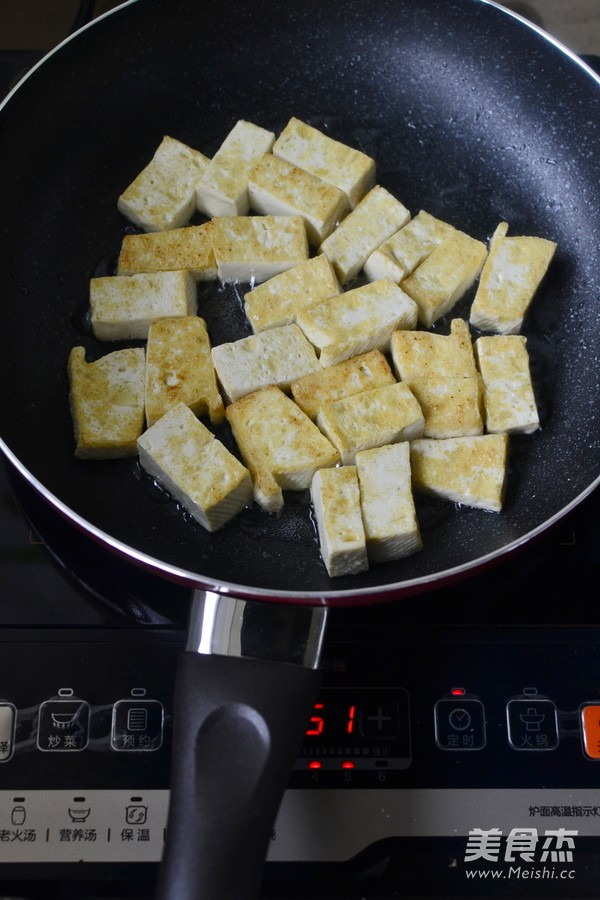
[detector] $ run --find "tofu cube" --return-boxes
[316,381,424,464]
[137,402,252,532]
[310,466,369,577]
[117,222,217,281]
[475,334,539,434]
[211,323,322,403]
[391,318,477,382]
[364,209,454,283]
[469,222,557,334]
[244,254,340,334]
[290,349,395,420]
[68,346,145,459]
[391,319,483,438]
[226,385,340,513]
[410,434,509,512]
[356,442,423,563]
[210,215,309,283]
[319,185,411,284]
[406,377,483,439]
[272,117,375,209]
[117,135,210,232]
[401,229,488,327]
[248,153,349,246]
[196,120,275,217]
[145,316,224,427]
[296,279,418,368]
[89,270,197,340]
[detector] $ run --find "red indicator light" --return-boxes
[306,702,325,736]
[450,687,466,696]
[308,761,322,769]
[346,705,356,735]
[341,761,355,769]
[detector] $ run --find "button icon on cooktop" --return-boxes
[434,697,486,750]
[37,698,90,751]
[506,697,559,750]
[111,699,164,751]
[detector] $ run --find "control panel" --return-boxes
[2,623,600,879]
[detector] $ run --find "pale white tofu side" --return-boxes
[475,334,540,434]
[391,318,478,382]
[356,442,423,563]
[68,346,146,459]
[316,381,425,464]
[243,254,340,334]
[319,185,411,284]
[225,385,340,513]
[117,223,217,281]
[211,324,322,403]
[248,153,350,246]
[196,120,275,217]
[311,466,369,577]
[272,117,376,209]
[145,316,225,427]
[410,433,509,512]
[211,215,309,283]
[117,135,210,233]
[364,209,455,283]
[469,222,557,334]
[401,229,488,327]
[296,279,418,368]
[137,402,253,532]
[89,270,197,341]
[291,349,395,420]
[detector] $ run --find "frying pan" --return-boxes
[1,0,599,896]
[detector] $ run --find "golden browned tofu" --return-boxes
[117,135,210,232]
[410,433,509,512]
[475,334,539,434]
[137,403,252,532]
[407,377,483,439]
[391,318,477,382]
[244,254,340,334]
[356,442,423,563]
[272,117,375,209]
[145,316,224,427]
[117,222,217,280]
[316,382,424,464]
[401,229,488,327]
[290,349,395,420]
[391,319,483,438]
[310,466,368,577]
[469,222,557,334]
[226,385,339,513]
[68,346,145,459]
[248,153,349,246]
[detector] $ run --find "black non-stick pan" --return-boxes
[1,0,599,896]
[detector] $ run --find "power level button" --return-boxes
[581,705,600,759]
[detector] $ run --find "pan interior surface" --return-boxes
[0,0,599,600]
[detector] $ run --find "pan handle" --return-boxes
[155,592,327,900]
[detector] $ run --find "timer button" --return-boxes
[434,698,486,750]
